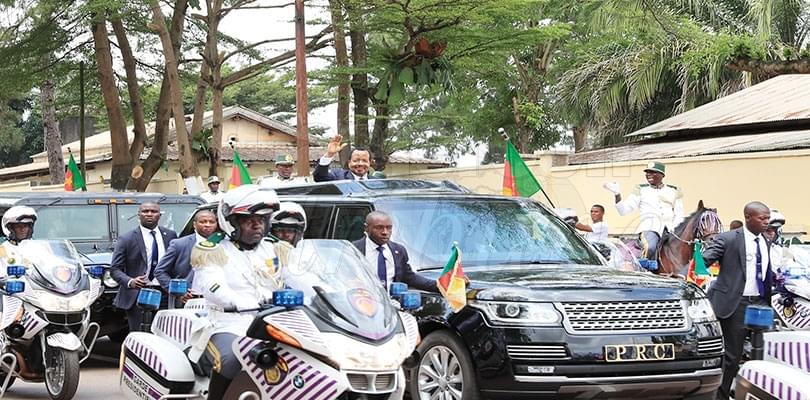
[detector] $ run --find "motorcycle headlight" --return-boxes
[471,301,562,326]
[686,298,716,323]
[30,290,91,312]
[102,270,119,288]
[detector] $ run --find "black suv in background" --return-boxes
[0,192,205,340]
[272,180,723,400]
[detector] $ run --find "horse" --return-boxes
[657,200,723,277]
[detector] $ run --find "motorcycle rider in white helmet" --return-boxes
[765,210,787,272]
[189,185,285,399]
[0,206,38,277]
[269,202,307,246]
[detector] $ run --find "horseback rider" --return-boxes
[604,161,684,266]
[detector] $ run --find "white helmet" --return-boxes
[217,185,280,239]
[270,202,307,231]
[769,210,786,228]
[2,206,38,242]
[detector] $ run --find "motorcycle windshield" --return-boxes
[285,240,396,341]
[16,240,85,294]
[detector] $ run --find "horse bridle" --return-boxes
[668,210,722,246]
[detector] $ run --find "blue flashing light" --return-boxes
[400,291,422,310]
[272,290,304,307]
[6,265,25,277]
[5,280,24,295]
[168,279,188,296]
[137,288,162,310]
[88,266,104,279]
[744,305,774,329]
[390,282,408,297]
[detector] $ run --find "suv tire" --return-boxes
[409,330,480,400]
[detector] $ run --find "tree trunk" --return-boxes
[129,0,188,192]
[349,29,369,147]
[511,96,530,153]
[202,0,224,179]
[209,84,224,177]
[370,100,389,171]
[330,0,352,166]
[110,17,147,163]
[149,0,198,180]
[573,125,587,152]
[91,17,132,190]
[41,77,65,185]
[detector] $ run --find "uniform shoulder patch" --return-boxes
[639,184,650,187]
[666,184,679,190]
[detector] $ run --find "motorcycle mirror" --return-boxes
[168,279,188,296]
[400,291,422,310]
[272,289,304,307]
[4,280,25,295]
[137,288,162,311]
[6,265,25,278]
[744,305,774,330]
[390,282,408,297]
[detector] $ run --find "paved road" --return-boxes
[3,338,122,400]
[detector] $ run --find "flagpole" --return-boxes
[499,129,555,208]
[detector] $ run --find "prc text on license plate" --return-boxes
[604,343,675,362]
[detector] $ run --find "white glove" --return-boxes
[603,181,621,195]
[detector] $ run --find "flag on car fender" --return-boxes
[229,150,252,189]
[64,153,86,191]
[686,240,710,287]
[502,141,540,197]
[438,243,467,312]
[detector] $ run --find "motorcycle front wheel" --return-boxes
[44,347,79,400]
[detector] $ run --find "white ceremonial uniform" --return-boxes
[258,175,309,189]
[0,241,26,278]
[200,191,225,203]
[193,239,283,335]
[616,184,684,235]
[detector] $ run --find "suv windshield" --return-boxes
[374,197,602,269]
[117,204,197,233]
[34,205,110,240]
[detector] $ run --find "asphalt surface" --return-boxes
[3,338,122,400]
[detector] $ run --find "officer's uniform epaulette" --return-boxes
[666,184,679,190]
[190,232,228,269]
[639,184,650,187]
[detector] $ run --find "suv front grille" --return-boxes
[560,300,687,333]
[697,337,724,353]
[507,344,570,360]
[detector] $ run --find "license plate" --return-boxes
[604,343,675,362]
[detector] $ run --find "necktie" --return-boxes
[376,246,387,287]
[754,237,764,297]
[149,230,158,280]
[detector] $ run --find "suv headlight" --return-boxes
[471,301,562,326]
[686,298,716,323]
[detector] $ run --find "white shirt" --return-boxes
[616,184,684,234]
[585,221,609,242]
[258,175,309,188]
[318,155,369,180]
[364,236,394,289]
[743,227,771,296]
[200,191,224,203]
[140,226,166,284]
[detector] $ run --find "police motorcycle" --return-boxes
[0,240,103,400]
[119,239,423,400]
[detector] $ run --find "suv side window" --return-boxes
[301,205,333,239]
[333,206,372,241]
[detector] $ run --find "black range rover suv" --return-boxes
[272,180,723,399]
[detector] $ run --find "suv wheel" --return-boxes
[410,330,480,400]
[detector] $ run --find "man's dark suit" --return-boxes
[154,233,197,293]
[313,163,380,182]
[352,238,438,293]
[702,227,773,398]
[110,226,177,331]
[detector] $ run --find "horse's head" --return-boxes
[694,201,723,244]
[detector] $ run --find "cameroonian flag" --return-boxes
[502,141,541,197]
[438,243,467,312]
[229,150,252,189]
[686,240,710,287]
[64,153,86,191]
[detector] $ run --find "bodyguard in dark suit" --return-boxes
[702,201,772,399]
[352,211,438,293]
[313,134,381,182]
[154,209,218,302]
[110,202,177,331]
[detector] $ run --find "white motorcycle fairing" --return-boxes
[736,360,810,400]
[119,333,196,400]
[761,331,810,374]
[772,292,810,330]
